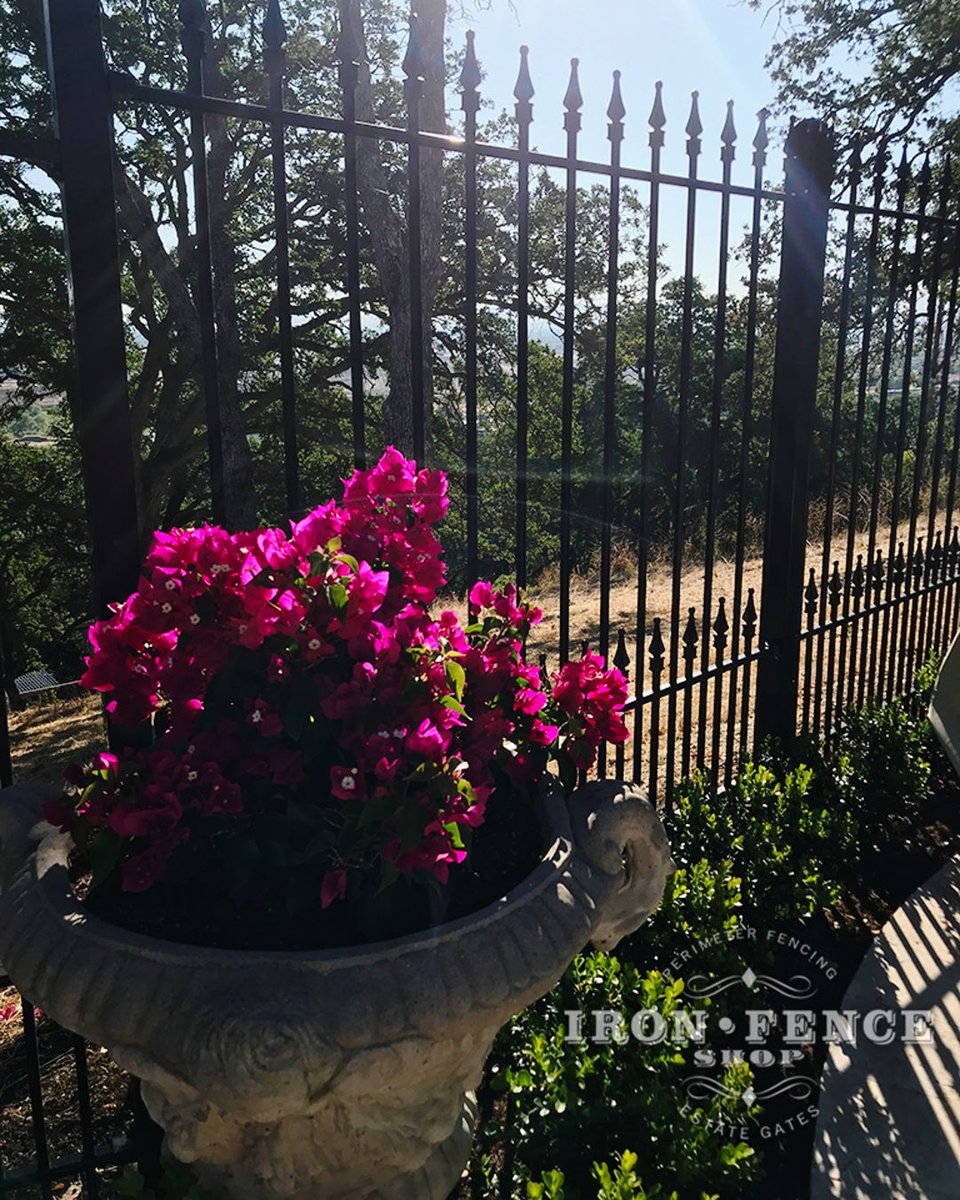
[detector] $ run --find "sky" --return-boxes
[446,0,782,177]
[444,0,788,286]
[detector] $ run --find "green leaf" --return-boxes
[445,660,466,701]
[443,821,465,850]
[88,829,123,889]
[439,694,467,717]
[115,1167,148,1199]
[327,581,348,611]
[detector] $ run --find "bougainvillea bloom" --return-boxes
[53,449,629,908]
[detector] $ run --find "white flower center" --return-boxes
[189,613,200,625]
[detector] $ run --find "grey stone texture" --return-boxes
[0,780,673,1200]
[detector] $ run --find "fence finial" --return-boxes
[514,44,534,105]
[742,588,757,639]
[402,10,425,81]
[563,57,583,117]
[178,0,209,31]
[683,607,699,659]
[648,81,665,151]
[752,107,769,170]
[649,617,665,671]
[685,90,702,158]
[179,0,212,57]
[336,6,361,68]
[263,0,286,76]
[852,554,865,596]
[720,99,736,164]
[607,70,625,141]
[559,56,580,133]
[263,0,286,53]
[918,151,932,204]
[713,597,729,646]
[460,30,482,103]
[613,628,630,674]
[896,145,911,197]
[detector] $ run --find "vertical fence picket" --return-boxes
[596,70,626,782]
[614,630,630,780]
[845,554,866,712]
[740,589,758,763]
[697,101,735,768]
[814,147,860,738]
[180,0,227,524]
[514,46,534,591]
[73,1034,99,1197]
[680,606,698,783]
[558,59,582,664]
[337,10,366,469]
[801,569,818,734]
[632,80,665,783]
[20,999,52,1200]
[402,13,426,465]
[902,162,948,688]
[839,143,880,719]
[598,71,625,673]
[461,31,481,594]
[711,598,728,777]
[665,93,702,799]
[726,108,767,785]
[648,618,665,805]
[264,0,299,514]
[824,561,843,740]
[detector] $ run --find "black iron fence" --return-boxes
[1,0,959,1190]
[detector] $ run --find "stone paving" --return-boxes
[811,854,960,1199]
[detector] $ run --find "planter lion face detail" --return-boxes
[0,780,673,1200]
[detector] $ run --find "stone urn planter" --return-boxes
[0,778,673,1200]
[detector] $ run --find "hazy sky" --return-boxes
[444,0,786,287]
[447,0,781,177]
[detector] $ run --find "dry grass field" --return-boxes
[6,514,953,799]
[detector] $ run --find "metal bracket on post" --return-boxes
[755,118,837,746]
[43,0,141,617]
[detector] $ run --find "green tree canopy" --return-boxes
[755,0,960,161]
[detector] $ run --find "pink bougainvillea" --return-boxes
[48,449,629,908]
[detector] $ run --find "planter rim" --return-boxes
[22,788,576,970]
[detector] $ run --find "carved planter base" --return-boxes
[0,782,673,1200]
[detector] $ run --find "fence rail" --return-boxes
[1,0,959,1191]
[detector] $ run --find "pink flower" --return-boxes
[406,718,448,760]
[320,868,348,909]
[531,719,560,746]
[107,789,183,839]
[245,699,283,738]
[290,500,343,556]
[330,765,365,801]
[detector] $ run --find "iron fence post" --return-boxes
[43,0,142,615]
[755,118,836,745]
